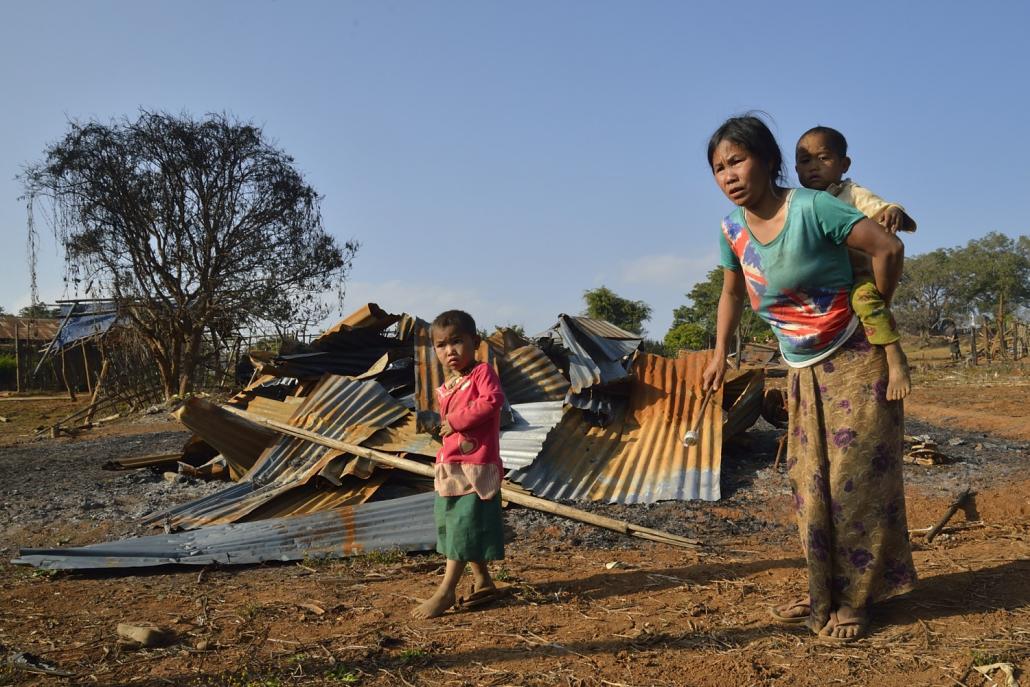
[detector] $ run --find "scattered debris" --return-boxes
[3,646,75,678]
[116,622,175,648]
[924,487,976,543]
[904,439,950,466]
[15,304,764,570]
[973,662,1020,687]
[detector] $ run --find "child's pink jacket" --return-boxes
[435,362,505,468]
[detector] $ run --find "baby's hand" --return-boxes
[439,420,454,437]
[877,207,905,234]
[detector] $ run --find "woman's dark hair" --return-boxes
[800,125,848,158]
[431,309,477,338]
[707,114,786,184]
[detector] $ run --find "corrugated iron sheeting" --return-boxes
[556,315,635,394]
[510,352,723,503]
[14,492,437,570]
[499,401,566,470]
[569,316,643,342]
[311,303,404,349]
[150,376,409,529]
[240,473,389,521]
[498,345,570,404]
[0,316,60,341]
[175,398,279,477]
[722,368,765,439]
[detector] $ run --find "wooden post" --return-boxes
[80,342,92,395]
[14,320,21,393]
[84,358,109,424]
[971,323,978,365]
[60,349,76,401]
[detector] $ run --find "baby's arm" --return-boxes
[445,366,505,433]
[850,182,916,233]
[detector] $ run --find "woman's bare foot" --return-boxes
[769,596,810,623]
[818,606,868,642]
[411,589,456,619]
[885,342,911,401]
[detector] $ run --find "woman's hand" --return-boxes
[702,354,726,392]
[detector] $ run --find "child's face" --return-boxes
[710,139,773,208]
[795,133,850,191]
[432,325,479,374]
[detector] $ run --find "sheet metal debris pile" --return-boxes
[15,304,764,570]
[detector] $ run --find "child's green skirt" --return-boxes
[434,493,504,561]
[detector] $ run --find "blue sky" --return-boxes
[1,1,1027,338]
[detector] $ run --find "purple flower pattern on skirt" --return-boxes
[784,326,915,632]
[833,428,857,450]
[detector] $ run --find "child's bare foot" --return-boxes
[884,342,911,401]
[411,589,456,619]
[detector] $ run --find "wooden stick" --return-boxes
[925,488,975,543]
[84,359,110,424]
[222,405,702,549]
[773,432,787,470]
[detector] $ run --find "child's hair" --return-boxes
[799,125,848,158]
[431,309,478,338]
[707,114,786,185]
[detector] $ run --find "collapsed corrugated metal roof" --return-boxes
[555,315,639,394]
[147,375,411,529]
[510,352,723,503]
[0,316,60,342]
[53,302,120,350]
[497,345,570,404]
[14,492,436,570]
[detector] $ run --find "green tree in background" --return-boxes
[582,286,652,335]
[17,304,61,318]
[664,268,772,353]
[893,232,1029,334]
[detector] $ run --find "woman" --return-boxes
[701,115,916,643]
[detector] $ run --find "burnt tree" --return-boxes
[23,111,358,398]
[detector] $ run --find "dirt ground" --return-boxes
[0,367,1027,686]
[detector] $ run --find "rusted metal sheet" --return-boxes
[14,492,436,570]
[245,396,304,424]
[498,345,570,404]
[363,413,441,457]
[722,368,765,439]
[510,352,723,502]
[311,303,404,349]
[175,397,280,477]
[240,473,389,521]
[499,401,566,470]
[0,316,60,342]
[152,376,409,529]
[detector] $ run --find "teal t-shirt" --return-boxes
[718,188,865,365]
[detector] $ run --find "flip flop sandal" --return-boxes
[457,583,509,610]
[768,601,810,625]
[817,619,868,644]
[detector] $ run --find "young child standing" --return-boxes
[795,126,916,400]
[412,309,506,620]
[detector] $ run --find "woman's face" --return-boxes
[710,139,772,208]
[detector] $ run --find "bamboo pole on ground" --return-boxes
[223,405,702,550]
